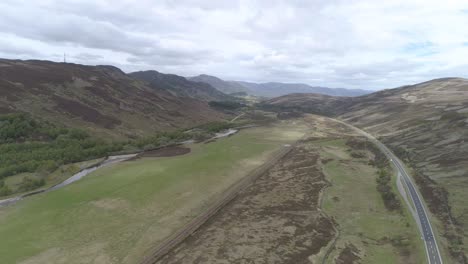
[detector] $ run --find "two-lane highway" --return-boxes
[334,119,443,264]
[376,141,443,264]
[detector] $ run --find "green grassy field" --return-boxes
[318,139,426,263]
[0,120,307,264]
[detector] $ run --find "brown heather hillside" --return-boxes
[129,71,233,102]
[262,92,352,115]
[0,59,225,138]
[262,78,468,263]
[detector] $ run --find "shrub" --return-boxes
[18,177,45,192]
[0,185,12,196]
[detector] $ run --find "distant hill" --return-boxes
[188,74,370,97]
[262,93,352,116]
[130,71,232,102]
[262,77,468,262]
[188,74,248,95]
[0,59,225,138]
[234,81,370,97]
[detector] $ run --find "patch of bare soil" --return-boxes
[131,146,191,160]
[335,243,360,264]
[157,144,336,264]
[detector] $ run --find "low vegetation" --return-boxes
[0,114,240,196]
[0,179,11,196]
[376,168,401,211]
[0,120,308,264]
[195,121,235,133]
[345,138,401,212]
[208,100,246,111]
[320,138,424,263]
[0,113,122,180]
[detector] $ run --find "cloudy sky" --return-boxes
[1,0,468,90]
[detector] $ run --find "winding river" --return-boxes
[0,129,240,208]
[0,154,136,207]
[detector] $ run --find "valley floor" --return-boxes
[0,119,308,264]
[0,115,428,263]
[155,115,426,264]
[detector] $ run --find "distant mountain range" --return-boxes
[188,74,249,95]
[0,59,373,138]
[188,74,370,97]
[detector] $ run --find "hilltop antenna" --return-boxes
[64,53,66,63]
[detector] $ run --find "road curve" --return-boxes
[335,119,443,264]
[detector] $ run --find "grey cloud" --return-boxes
[72,53,104,61]
[0,0,468,90]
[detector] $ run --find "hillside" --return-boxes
[262,77,468,262]
[234,81,370,97]
[188,74,248,94]
[187,74,370,98]
[0,59,225,138]
[130,71,232,102]
[261,93,352,116]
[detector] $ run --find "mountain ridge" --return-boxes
[130,71,232,102]
[0,59,225,138]
[189,74,370,97]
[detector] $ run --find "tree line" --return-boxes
[0,113,236,188]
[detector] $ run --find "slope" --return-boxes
[188,74,248,94]
[0,59,225,139]
[261,93,352,116]
[339,78,468,263]
[261,77,468,263]
[129,71,232,102]
[234,80,370,97]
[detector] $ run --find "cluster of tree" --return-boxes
[346,138,401,212]
[133,131,191,150]
[0,113,124,180]
[0,113,71,143]
[0,114,242,196]
[195,121,235,133]
[0,134,123,179]
[376,168,401,211]
[0,179,11,196]
[208,101,246,111]
[17,177,46,192]
[228,92,248,97]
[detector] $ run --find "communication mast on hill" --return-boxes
[63,53,67,63]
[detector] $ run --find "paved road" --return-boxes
[335,120,443,264]
[380,144,443,264]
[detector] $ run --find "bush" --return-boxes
[196,121,234,133]
[0,185,12,196]
[0,113,38,142]
[208,101,245,110]
[376,169,401,211]
[18,177,45,192]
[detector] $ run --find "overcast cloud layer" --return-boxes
[1,0,468,89]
